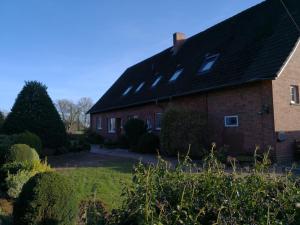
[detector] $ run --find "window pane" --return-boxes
[152,76,162,87]
[198,54,219,74]
[224,116,238,127]
[155,113,162,129]
[123,86,132,96]
[135,82,145,92]
[169,68,183,82]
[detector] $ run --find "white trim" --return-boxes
[224,115,239,128]
[276,38,300,79]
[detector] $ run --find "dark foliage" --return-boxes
[0,111,4,133]
[137,133,160,154]
[124,119,147,151]
[0,135,16,165]
[14,131,43,156]
[5,144,39,164]
[68,133,91,153]
[2,81,67,149]
[160,107,208,158]
[77,199,107,225]
[13,172,78,225]
[85,129,104,145]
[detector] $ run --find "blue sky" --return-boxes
[0,0,263,112]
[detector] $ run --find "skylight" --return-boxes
[122,86,133,96]
[169,68,183,82]
[152,76,162,88]
[198,54,219,74]
[135,82,145,93]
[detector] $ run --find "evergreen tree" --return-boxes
[3,81,67,148]
[0,111,4,132]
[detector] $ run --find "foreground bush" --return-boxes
[108,149,300,225]
[160,107,207,158]
[1,160,52,198]
[3,81,67,149]
[13,172,78,225]
[5,144,39,164]
[14,131,43,156]
[137,133,160,154]
[124,119,147,151]
[78,199,107,225]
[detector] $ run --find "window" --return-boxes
[146,118,152,130]
[169,68,183,82]
[152,76,162,88]
[224,116,239,127]
[135,82,145,93]
[155,113,162,130]
[198,54,219,74]
[122,86,133,96]
[290,85,299,104]
[108,118,116,133]
[96,117,102,130]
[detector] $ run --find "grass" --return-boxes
[57,159,134,211]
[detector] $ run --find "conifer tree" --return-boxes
[3,81,67,148]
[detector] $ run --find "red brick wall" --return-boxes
[272,40,300,163]
[91,81,276,158]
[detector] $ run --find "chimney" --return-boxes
[172,32,186,54]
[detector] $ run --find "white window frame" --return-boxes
[224,115,239,128]
[108,118,116,133]
[290,85,299,104]
[155,113,162,130]
[96,116,102,130]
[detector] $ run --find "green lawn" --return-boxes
[57,160,134,211]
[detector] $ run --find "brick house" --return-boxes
[89,0,300,163]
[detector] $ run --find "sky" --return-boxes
[0,0,264,112]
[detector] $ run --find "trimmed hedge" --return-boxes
[13,172,78,225]
[14,131,43,156]
[137,133,160,154]
[160,107,207,158]
[5,144,39,164]
[124,119,147,151]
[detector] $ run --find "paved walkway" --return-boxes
[90,145,178,165]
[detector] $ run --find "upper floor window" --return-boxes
[155,113,162,130]
[198,54,219,74]
[290,85,299,104]
[135,82,145,93]
[169,68,183,82]
[152,76,162,88]
[224,115,239,127]
[96,117,102,130]
[108,118,116,133]
[122,86,133,96]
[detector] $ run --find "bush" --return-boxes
[14,131,43,156]
[124,119,147,151]
[109,150,300,225]
[77,199,107,225]
[1,160,52,198]
[137,133,160,154]
[160,107,207,158]
[2,81,67,149]
[68,134,91,153]
[13,172,78,225]
[85,130,104,145]
[5,144,39,164]
[0,111,4,133]
[0,135,16,165]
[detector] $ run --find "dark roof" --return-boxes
[89,0,300,114]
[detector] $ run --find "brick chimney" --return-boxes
[172,32,186,54]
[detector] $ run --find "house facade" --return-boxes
[89,0,300,163]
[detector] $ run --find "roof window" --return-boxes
[152,76,162,88]
[169,68,183,82]
[122,86,133,96]
[198,54,219,74]
[135,82,145,93]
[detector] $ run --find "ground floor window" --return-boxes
[224,115,239,127]
[155,113,162,130]
[290,85,299,104]
[108,118,116,133]
[146,118,152,130]
[96,116,102,130]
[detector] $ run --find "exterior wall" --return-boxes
[91,81,276,158]
[272,40,300,163]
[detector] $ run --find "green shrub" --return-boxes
[13,172,78,225]
[160,107,207,158]
[14,131,43,155]
[0,111,4,133]
[137,133,160,154]
[124,119,147,151]
[2,81,67,149]
[78,199,107,225]
[5,144,39,164]
[1,160,52,198]
[5,170,33,199]
[85,130,104,145]
[109,150,300,225]
[0,135,16,165]
[68,134,91,153]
